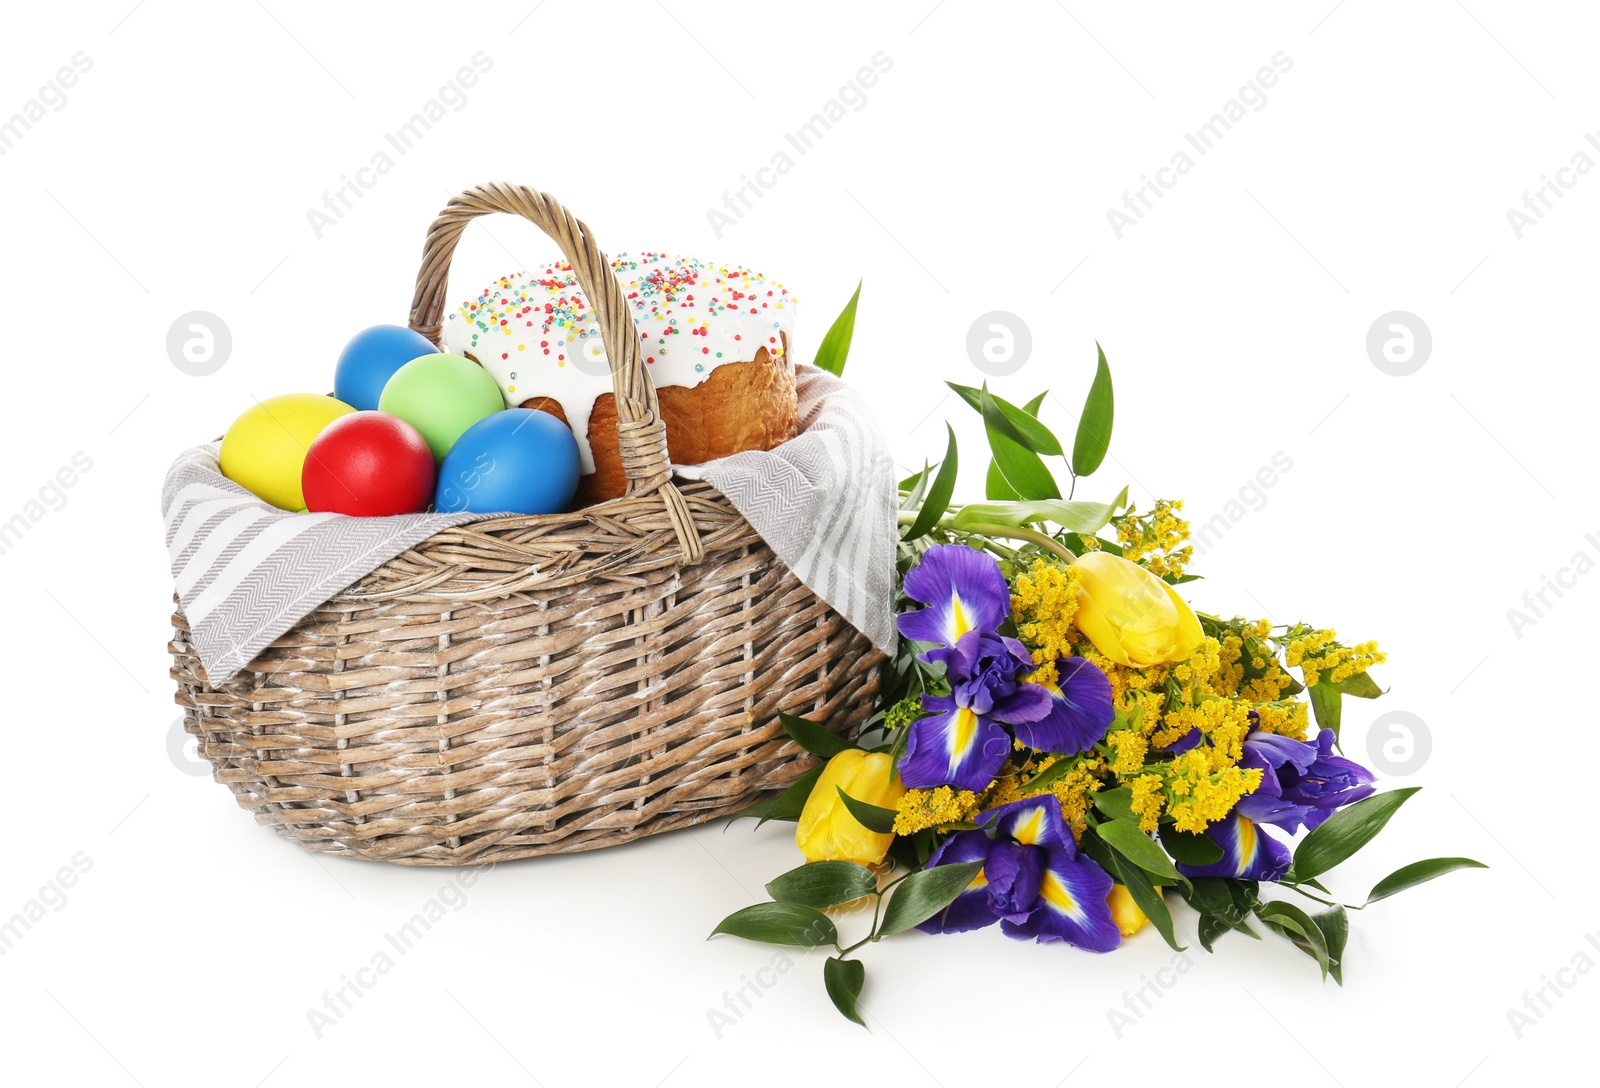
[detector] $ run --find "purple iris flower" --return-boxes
[1155,727,1203,755]
[1236,726,1376,834]
[1175,812,1292,882]
[1281,729,1377,830]
[896,544,1011,648]
[895,545,1116,790]
[1028,656,1116,757]
[902,631,1050,790]
[918,794,1121,951]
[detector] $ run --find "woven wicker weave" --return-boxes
[168,182,883,865]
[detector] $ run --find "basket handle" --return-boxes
[408,183,704,564]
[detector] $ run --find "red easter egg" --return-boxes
[302,411,435,516]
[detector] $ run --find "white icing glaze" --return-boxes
[441,253,794,474]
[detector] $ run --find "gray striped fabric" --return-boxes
[162,365,897,683]
[676,366,898,656]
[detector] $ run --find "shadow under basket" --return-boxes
[167,182,883,865]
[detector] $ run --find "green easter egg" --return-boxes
[378,353,507,461]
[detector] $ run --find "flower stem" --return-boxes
[957,521,1079,565]
[836,869,914,955]
[895,508,1079,565]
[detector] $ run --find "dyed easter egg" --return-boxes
[378,353,506,461]
[302,411,436,517]
[434,409,580,515]
[333,325,441,411]
[219,393,354,511]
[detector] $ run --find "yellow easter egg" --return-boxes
[219,394,354,511]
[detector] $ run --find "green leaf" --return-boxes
[1110,858,1185,952]
[887,828,932,871]
[745,764,824,827]
[887,706,913,768]
[1290,787,1423,882]
[1197,912,1231,953]
[1183,878,1259,950]
[1096,819,1180,882]
[1315,904,1349,986]
[765,861,878,908]
[987,448,1060,502]
[1092,787,1137,823]
[813,280,861,378]
[1159,825,1225,866]
[1021,758,1079,794]
[984,459,1019,501]
[898,465,930,492]
[982,388,1062,458]
[1336,671,1385,699]
[1307,682,1342,738]
[879,860,985,935]
[904,424,959,540]
[1258,900,1330,980]
[982,391,1046,501]
[900,461,932,511]
[1070,343,1114,477]
[1365,857,1488,905]
[1182,878,1235,918]
[948,485,1130,534]
[947,382,1064,456]
[823,956,867,1028]
[1228,880,1262,922]
[986,421,1060,500]
[1077,822,1118,873]
[710,902,837,948]
[779,713,851,761]
[835,787,897,835]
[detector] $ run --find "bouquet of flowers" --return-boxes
[711,327,1484,1025]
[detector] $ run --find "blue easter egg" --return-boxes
[334,325,441,411]
[434,409,580,515]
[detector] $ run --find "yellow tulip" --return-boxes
[796,750,907,865]
[1107,883,1155,937]
[1073,551,1204,667]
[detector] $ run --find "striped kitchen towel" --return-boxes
[163,365,898,683]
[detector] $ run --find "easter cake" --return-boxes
[442,253,797,503]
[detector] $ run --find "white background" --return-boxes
[0,1,1591,1085]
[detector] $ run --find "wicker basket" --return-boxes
[168,182,883,865]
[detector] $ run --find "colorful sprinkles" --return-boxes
[445,253,791,369]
